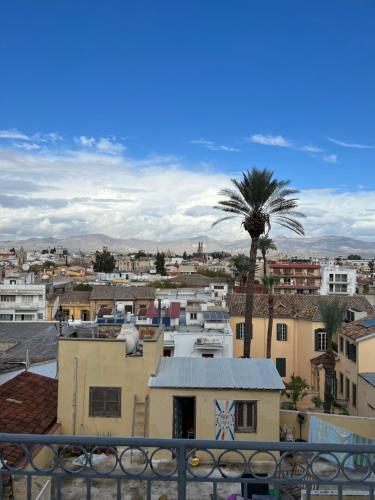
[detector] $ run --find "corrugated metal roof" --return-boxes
[149,357,284,390]
[360,372,375,387]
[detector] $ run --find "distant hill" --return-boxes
[0,233,374,257]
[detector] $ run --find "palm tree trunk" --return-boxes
[262,249,267,276]
[323,351,336,413]
[266,293,274,358]
[244,236,259,358]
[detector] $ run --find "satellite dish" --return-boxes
[52,296,60,319]
[22,263,30,271]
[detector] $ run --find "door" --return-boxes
[173,397,196,439]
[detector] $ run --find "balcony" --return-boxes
[1,434,374,499]
[195,337,223,350]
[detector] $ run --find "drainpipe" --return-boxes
[158,299,162,326]
[72,357,78,435]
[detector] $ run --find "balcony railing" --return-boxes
[1,434,375,499]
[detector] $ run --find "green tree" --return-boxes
[369,260,375,275]
[318,298,346,414]
[93,248,115,273]
[182,251,188,260]
[261,275,277,359]
[258,235,277,276]
[285,375,309,410]
[135,250,147,258]
[155,252,166,275]
[214,168,304,357]
[231,254,250,292]
[73,284,93,291]
[347,254,361,260]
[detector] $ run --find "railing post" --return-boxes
[177,443,187,500]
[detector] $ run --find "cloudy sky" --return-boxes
[0,1,374,242]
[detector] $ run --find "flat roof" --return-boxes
[149,357,284,390]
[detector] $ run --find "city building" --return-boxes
[89,285,155,319]
[268,261,321,295]
[320,263,357,296]
[47,290,92,321]
[228,293,372,388]
[0,276,46,321]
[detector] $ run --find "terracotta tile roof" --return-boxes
[227,293,373,321]
[168,274,228,287]
[0,372,57,465]
[340,314,375,341]
[90,286,155,301]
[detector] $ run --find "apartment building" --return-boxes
[228,293,372,387]
[268,261,321,295]
[0,277,46,321]
[320,263,357,296]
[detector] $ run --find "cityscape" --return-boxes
[1,1,375,499]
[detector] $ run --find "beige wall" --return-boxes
[230,315,325,385]
[358,376,375,418]
[47,302,91,321]
[57,329,163,436]
[280,409,375,442]
[149,388,280,457]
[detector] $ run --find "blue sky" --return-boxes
[0,1,374,241]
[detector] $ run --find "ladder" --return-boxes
[132,395,149,438]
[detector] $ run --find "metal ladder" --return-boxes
[131,395,149,438]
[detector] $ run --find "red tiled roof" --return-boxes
[0,372,57,465]
[269,263,320,269]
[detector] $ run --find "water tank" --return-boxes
[117,324,139,354]
[116,303,125,312]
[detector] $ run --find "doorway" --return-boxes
[173,397,196,439]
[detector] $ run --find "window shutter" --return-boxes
[276,324,282,340]
[284,324,288,340]
[276,358,286,377]
[314,330,319,351]
[236,323,241,339]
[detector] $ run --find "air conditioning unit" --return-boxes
[196,338,204,345]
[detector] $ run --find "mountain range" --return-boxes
[0,234,375,257]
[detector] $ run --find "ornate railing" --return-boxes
[1,433,374,499]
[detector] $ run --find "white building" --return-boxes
[320,263,357,296]
[0,276,47,321]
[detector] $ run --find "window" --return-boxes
[352,383,357,407]
[276,358,286,377]
[190,312,197,320]
[236,323,245,340]
[202,353,213,358]
[346,342,357,362]
[0,295,16,302]
[276,324,288,341]
[283,278,291,285]
[38,313,44,320]
[15,314,33,321]
[9,279,16,285]
[329,273,334,282]
[214,285,224,290]
[339,373,344,394]
[38,295,44,301]
[89,387,121,417]
[346,310,355,322]
[339,336,344,352]
[163,348,172,357]
[345,378,350,401]
[329,284,334,292]
[22,295,33,303]
[235,401,257,433]
[315,329,327,352]
[0,314,13,321]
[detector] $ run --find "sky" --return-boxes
[0,1,374,242]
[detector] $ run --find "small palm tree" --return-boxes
[318,299,347,413]
[285,375,309,410]
[261,275,277,358]
[231,254,250,292]
[258,235,277,276]
[214,168,304,357]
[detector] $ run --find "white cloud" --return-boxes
[191,138,240,152]
[322,154,338,164]
[327,137,374,149]
[301,145,324,153]
[250,134,292,148]
[0,139,374,242]
[75,136,96,147]
[0,129,30,140]
[13,142,41,151]
[96,137,126,154]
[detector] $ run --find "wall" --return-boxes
[357,376,375,418]
[280,410,375,442]
[149,388,280,457]
[57,329,163,436]
[230,315,325,385]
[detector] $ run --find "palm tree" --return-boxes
[261,275,277,358]
[231,254,250,292]
[214,168,304,358]
[258,235,277,276]
[318,299,346,413]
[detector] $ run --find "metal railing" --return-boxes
[1,434,375,499]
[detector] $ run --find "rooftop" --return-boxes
[52,290,91,304]
[227,293,373,321]
[149,357,284,390]
[90,285,155,301]
[341,314,375,341]
[359,372,375,387]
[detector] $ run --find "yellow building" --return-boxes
[228,293,372,388]
[89,285,155,318]
[57,325,283,444]
[336,315,375,416]
[47,291,92,321]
